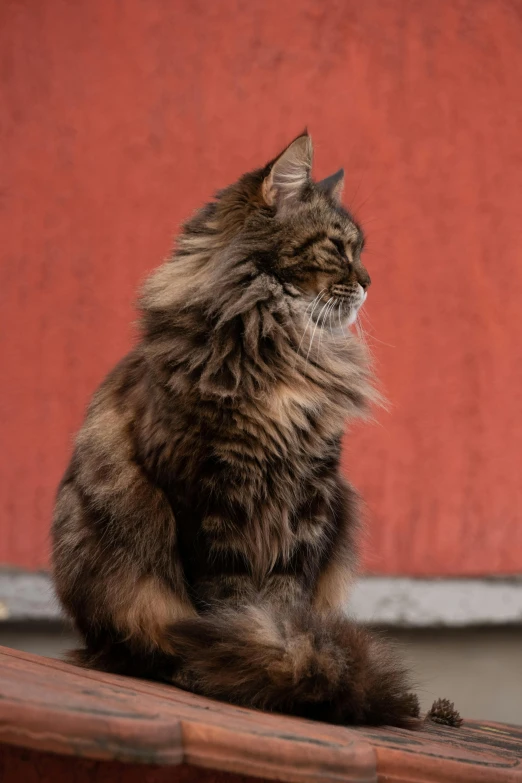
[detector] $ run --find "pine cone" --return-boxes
[427,697,463,728]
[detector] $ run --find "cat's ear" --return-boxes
[316,168,344,204]
[262,134,313,209]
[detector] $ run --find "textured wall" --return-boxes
[1,0,522,573]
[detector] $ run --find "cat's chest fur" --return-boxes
[198,383,342,581]
[257,376,345,450]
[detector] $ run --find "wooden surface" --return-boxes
[2,0,522,577]
[0,646,521,783]
[0,748,272,783]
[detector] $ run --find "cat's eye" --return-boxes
[330,238,345,257]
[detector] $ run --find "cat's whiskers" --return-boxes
[330,299,339,337]
[359,308,396,348]
[302,288,326,329]
[294,289,326,366]
[305,297,332,368]
[324,299,337,342]
[355,315,375,361]
[318,300,335,353]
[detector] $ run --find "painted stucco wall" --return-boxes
[1,0,522,574]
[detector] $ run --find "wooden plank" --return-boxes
[0,746,274,783]
[1,647,521,782]
[358,723,522,783]
[0,647,376,783]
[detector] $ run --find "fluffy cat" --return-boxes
[52,133,421,727]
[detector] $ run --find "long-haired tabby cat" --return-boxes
[52,133,421,728]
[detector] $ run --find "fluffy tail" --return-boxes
[165,603,421,728]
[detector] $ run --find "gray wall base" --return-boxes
[2,569,522,626]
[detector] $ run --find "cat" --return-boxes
[51,133,421,727]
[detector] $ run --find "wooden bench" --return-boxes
[0,645,520,782]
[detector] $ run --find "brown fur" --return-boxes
[52,134,420,727]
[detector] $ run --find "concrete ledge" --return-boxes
[1,570,522,627]
[0,571,60,622]
[349,576,522,627]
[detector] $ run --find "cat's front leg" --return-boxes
[312,475,360,614]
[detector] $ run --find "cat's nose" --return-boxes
[358,272,371,290]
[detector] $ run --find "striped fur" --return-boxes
[51,134,420,727]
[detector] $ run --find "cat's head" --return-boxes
[154,133,370,338]
[143,133,375,403]
[225,133,371,330]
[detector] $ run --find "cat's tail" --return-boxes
[165,602,421,728]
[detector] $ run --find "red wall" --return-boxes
[1,0,522,575]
